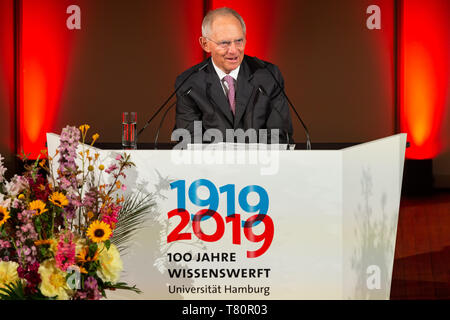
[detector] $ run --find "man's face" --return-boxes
[200,15,246,74]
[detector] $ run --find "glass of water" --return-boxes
[122,112,137,149]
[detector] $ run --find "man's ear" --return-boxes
[199,37,211,53]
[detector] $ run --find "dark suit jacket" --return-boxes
[174,55,293,144]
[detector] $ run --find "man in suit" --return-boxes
[174,7,293,144]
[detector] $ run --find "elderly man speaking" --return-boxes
[174,7,293,144]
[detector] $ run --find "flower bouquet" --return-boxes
[0,125,151,300]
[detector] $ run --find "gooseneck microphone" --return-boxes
[253,56,312,150]
[154,88,192,149]
[137,62,208,139]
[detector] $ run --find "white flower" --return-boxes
[5,175,28,197]
[0,194,11,210]
[0,154,6,183]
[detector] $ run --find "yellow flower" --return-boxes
[77,246,99,263]
[88,165,94,172]
[91,133,100,145]
[87,211,94,219]
[86,220,112,243]
[79,124,90,135]
[29,200,48,216]
[0,206,10,227]
[38,259,71,300]
[49,192,69,208]
[0,261,19,290]
[34,239,56,247]
[18,194,25,200]
[34,238,58,254]
[99,164,105,171]
[97,243,123,284]
[78,266,88,274]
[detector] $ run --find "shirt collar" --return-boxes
[211,58,240,81]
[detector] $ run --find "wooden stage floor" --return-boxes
[390,190,450,299]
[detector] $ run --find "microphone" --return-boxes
[154,87,192,149]
[253,56,311,150]
[137,62,208,138]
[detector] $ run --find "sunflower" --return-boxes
[86,220,112,243]
[76,246,99,263]
[0,206,10,227]
[49,192,69,208]
[29,200,48,216]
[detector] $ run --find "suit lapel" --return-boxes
[206,63,234,126]
[234,59,255,128]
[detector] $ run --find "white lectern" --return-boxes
[47,133,407,300]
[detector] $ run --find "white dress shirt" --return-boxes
[211,58,240,98]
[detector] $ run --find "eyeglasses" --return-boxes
[206,37,245,50]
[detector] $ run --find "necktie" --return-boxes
[223,75,236,115]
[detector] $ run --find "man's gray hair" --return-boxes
[201,7,246,38]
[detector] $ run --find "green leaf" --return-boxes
[104,240,111,251]
[0,227,6,237]
[35,216,42,235]
[89,243,98,256]
[0,281,26,300]
[104,281,142,294]
[111,190,155,254]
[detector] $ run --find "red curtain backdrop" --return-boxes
[210,0,282,59]
[0,0,14,156]
[172,0,205,67]
[20,0,79,158]
[399,0,450,159]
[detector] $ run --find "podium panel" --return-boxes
[47,133,406,300]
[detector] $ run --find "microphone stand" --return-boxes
[154,101,177,150]
[253,56,311,150]
[137,62,208,141]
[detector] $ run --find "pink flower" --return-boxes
[15,210,38,264]
[115,154,122,161]
[55,231,76,271]
[83,276,102,300]
[100,203,121,232]
[0,240,11,249]
[105,164,118,174]
[57,126,80,203]
[82,189,97,208]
